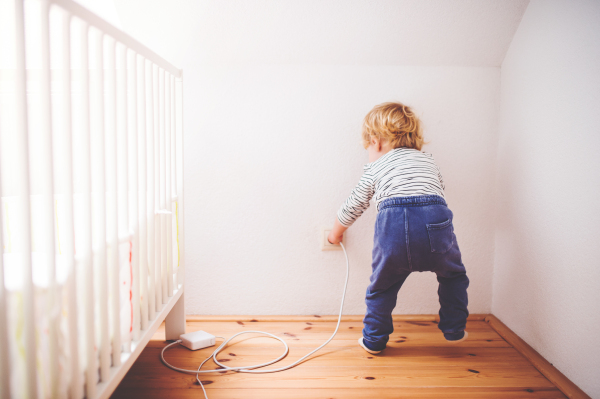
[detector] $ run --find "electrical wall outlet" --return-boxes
[321,227,343,251]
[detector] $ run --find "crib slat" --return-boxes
[108,37,123,362]
[169,74,178,292]
[138,56,149,329]
[91,28,110,383]
[38,1,60,396]
[147,61,156,319]
[13,1,39,397]
[153,65,162,311]
[165,73,173,297]
[0,207,8,399]
[104,34,119,369]
[170,74,179,286]
[116,43,128,355]
[0,9,10,396]
[59,10,82,399]
[0,95,8,394]
[175,77,185,287]
[0,120,9,399]
[159,69,167,304]
[128,49,141,342]
[74,20,97,399]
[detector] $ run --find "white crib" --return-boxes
[0,0,186,398]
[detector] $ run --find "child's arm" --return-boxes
[329,170,375,244]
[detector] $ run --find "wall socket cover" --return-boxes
[321,227,344,251]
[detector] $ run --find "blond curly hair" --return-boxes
[361,102,425,151]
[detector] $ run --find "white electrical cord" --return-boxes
[160,242,350,399]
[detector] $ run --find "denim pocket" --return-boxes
[426,219,454,254]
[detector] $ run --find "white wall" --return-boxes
[112,1,506,317]
[183,64,499,315]
[493,0,600,397]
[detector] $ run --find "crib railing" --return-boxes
[0,0,185,398]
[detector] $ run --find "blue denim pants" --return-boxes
[362,195,469,351]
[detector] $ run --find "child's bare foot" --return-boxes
[446,330,469,343]
[358,337,382,354]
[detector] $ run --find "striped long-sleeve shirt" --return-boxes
[337,148,445,227]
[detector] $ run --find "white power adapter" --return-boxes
[179,330,216,351]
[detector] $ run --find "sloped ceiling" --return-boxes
[115,0,529,67]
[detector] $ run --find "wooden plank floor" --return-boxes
[111,317,566,399]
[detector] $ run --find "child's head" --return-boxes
[361,102,424,151]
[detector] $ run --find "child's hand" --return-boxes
[327,230,343,245]
[328,219,348,245]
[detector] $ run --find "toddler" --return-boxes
[327,102,469,354]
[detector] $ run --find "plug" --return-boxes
[179,330,216,350]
